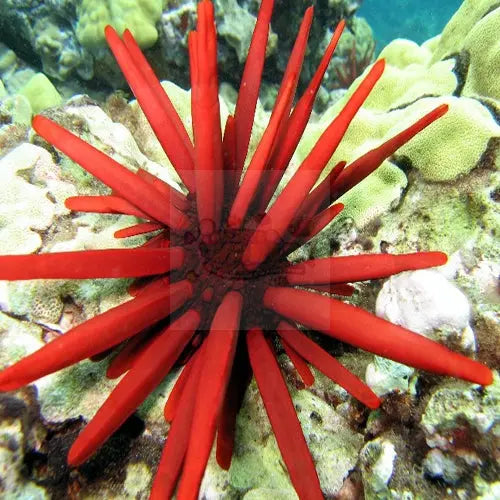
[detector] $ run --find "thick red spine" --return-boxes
[0,280,193,391]
[177,291,242,499]
[329,104,449,204]
[65,195,150,218]
[228,78,296,228]
[190,2,224,240]
[150,347,205,500]
[105,26,196,192]
[68,310,200,466]
[122,30,195,179]
[287,251,448,285]
[259,20,346,211]
[33,115,189,231]
[277,321,380,408]
[280,336,315,387]
[0,247,184,280]
[247,328,323,500]
[233,0,275,178]
[243,60,386,270]
[114,222,164,238]
[264,287,493,386]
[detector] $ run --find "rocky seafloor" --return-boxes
[0,0,499,498]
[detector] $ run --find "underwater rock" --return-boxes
[420,374,499,491]
[0,0,93,82]
[0,389,49,499]
[359,437,397,497]
[227,375,364,497]
[365,357,414,397]
[366,268,479,396]
[376,269,474,348]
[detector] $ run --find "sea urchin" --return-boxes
[0,1,493,498]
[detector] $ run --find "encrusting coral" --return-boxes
[0,1,493,498]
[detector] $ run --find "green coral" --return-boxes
[461,7,500,101]
[431,0,500,62]
[76,0,163,50]
[19,73,62,114]
[291,2,499,234]
[398,97,499,181]
[335,163,407,228]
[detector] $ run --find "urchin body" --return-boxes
[0,1,493,499]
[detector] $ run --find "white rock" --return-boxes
[375,269,471,337]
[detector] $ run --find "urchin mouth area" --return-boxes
[172,223,288,326]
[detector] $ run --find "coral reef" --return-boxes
[0,0,498,499]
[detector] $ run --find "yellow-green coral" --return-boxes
[461,8,500,101]
[398,96,499,181]
[19,73,62,114]
[76,0,163,50]
[431,0,499,62]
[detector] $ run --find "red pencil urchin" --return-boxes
[0,0,493,498]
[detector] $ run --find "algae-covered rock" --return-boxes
[419,374,499,489]
[421,373,499,441]
[365,357,414,396]
[360,437,397,498]
[229,375,364,497]
[0,392,49,499]
[0,94,32,126]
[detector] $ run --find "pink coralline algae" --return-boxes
[0,1,492,499]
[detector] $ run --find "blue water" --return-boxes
[359,0,462,51]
